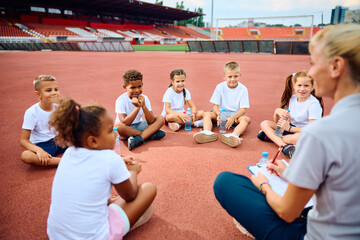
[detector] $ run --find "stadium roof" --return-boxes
[1,0,204,22]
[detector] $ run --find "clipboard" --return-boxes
[247,160,313,208]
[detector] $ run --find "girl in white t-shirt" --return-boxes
[258,70,324,157]
[161,69,204,131]
[47,98,156,240]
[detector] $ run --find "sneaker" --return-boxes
[193,130,218,144]
[221,133,242,147]
[233,218,255,239]
[194,119,203,128]
[257,130,272,142]
[282,144,295,158]
[148,129,165,141]
[128,135,145,150]
[168,122,180,132]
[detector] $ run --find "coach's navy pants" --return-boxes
[213,171,306,240]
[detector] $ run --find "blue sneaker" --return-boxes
[148,130,165,141]
[128,135,145,150]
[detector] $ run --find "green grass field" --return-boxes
[132,44,189,52]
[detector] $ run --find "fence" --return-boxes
[0,41,134,52]
[187,40,309,54]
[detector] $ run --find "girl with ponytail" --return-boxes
[47,98,156,240]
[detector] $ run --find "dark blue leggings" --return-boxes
[213,171,306,240]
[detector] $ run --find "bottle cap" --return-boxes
[262,152,268,157]
[113,127,118,131]
[221,109,226,112]
[287,109,290,112]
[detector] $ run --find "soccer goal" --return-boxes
[214,15,314,40]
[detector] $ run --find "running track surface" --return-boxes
[0,51,333,240]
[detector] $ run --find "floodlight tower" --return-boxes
[211,0,214,28]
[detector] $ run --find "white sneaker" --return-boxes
[168,122,180,132]
[193,130,218,144]
[221,132,242,147]
[194,119,203,128]
[233,218,255,239]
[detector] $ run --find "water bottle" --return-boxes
[274,109,290,137]
[258,152,269,165]
[219,109,227,133]
[184,108,192,131]
[113,127,121,155]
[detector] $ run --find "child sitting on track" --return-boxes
[161,69,204,131]
[258,70,323,157]
[193,61,251,147]
[114,70,165,150]
[47,98,156,239]
[20,75,66,166]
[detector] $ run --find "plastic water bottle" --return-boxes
[274,109,290,137]
[258,152,269,165]
[113,127,121,155]
[219,109,227,133]
[184,108,192,131]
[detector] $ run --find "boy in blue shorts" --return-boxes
[193,61,251,147]
[115,70,165,150]
[20,75,67,166]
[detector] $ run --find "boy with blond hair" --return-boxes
[193,61,251,147]
[115,70,165,150]
[20,75,66,166]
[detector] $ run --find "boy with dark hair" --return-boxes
[115,70,165,150]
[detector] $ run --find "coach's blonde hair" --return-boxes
[33,75,56,91]
[309,24,360,86]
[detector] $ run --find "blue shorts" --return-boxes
[35,139,67,157]
[130,121,148,132]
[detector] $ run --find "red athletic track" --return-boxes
[0,51,333,240]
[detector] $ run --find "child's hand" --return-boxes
[137,95,145,108]
[178,112,190,124]
[225,115,235,129]
[127,161,142,174]
[192,112,196,122]
[131,97,140,107]
[278,118,290,131]
[36,149,52,166]
[123,156,135,164]
[216,114,221,126]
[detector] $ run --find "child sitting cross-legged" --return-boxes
[193,61,251,147]
[47,98,156,240]
[115,70,165,150]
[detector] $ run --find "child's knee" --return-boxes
[20,151,35,164]
[141,182,157,198]
[156,116,165,125]
[260,120,271,129]
[239,116,251,124]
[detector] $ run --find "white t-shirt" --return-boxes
[284,93,360,240]
[47,147,131,240]
[115,93,152,124]
[210,81,250,111]
[22,103,56,144]
[161,87,191,117]
[288,94,322,127]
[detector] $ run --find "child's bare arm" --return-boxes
[187,99,197,121]
[118,107,140,126]
[165,102,189,123]
[140,95,155,124]
[20,129,52,165]
[113,163,142,202]
[225,108,246,128]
